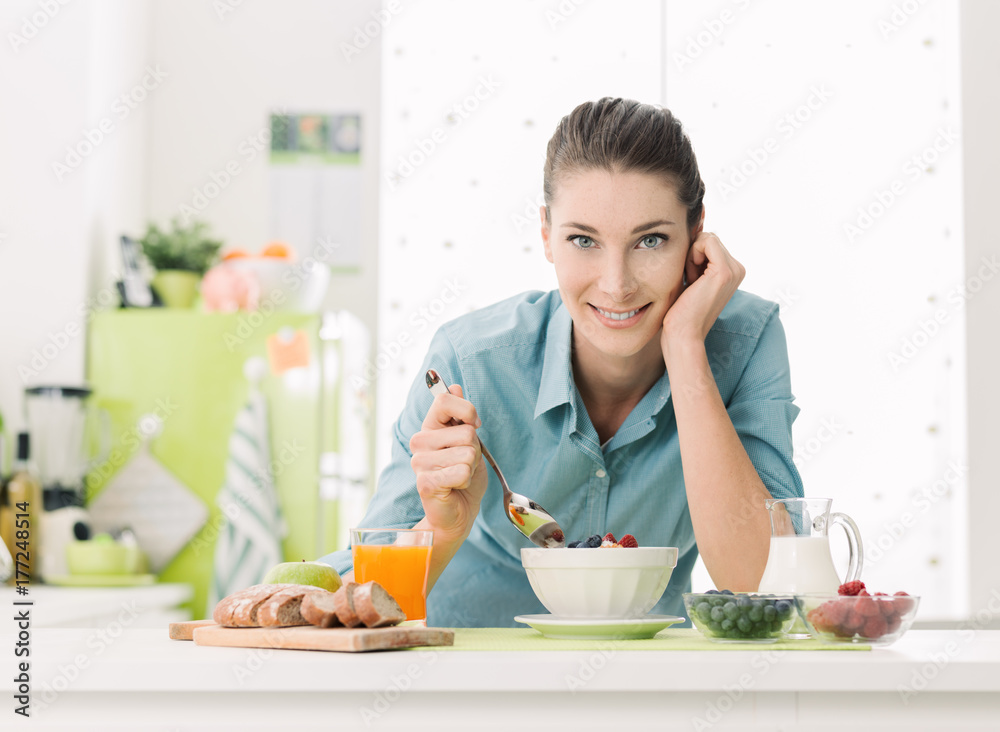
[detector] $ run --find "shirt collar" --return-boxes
[534,301,574,419]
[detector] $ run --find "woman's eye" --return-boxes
[638,235,665,249]
[570,235,595,249]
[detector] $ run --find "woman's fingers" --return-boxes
[421,384,481,430]
[410,441,480,472]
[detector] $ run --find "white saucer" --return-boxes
[514,614,685,640]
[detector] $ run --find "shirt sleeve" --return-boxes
[316,326,465,575]
[725,308,805,502]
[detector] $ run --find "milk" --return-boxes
[757,536,841,593]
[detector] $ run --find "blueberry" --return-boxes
[775,600,792,619]
[705,589,718,595]
[723,602,739,621]
[711,606,725,622]
[748,605,764,622]
[696,602,712,618]
[567,540,582,548]
[737,616,753,633]
[737,595,752,608]
[763,605,777,622]
[720,589,734,595]
[721,618,735,631]
[585,534,602,548]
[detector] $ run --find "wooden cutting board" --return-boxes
[169,621,454,652]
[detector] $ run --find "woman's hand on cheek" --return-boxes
[661,232,745,349]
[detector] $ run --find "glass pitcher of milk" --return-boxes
[757,498,864,594]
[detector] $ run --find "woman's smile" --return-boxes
[590,302,651,327]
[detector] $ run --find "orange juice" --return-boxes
[352,544,432,620]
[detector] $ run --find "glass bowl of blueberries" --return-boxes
[684,590,798,643]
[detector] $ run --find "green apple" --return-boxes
[262,560,342,592]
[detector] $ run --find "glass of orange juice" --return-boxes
[350,528,433,623]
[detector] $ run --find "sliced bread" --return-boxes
[301,591,344,628]
[353,581,406,628]
[332,582,363,627]
[257,586,323,627]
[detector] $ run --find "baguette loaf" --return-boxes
[332,582,363,627]
[353,581,407,628]
[213,583,326,627]
[301,591,344,628]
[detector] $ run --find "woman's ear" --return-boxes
[689,206,706,244]
[540,205,554,263]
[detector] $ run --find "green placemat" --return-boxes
[427,628,869,651]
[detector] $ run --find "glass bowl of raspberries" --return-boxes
[794,581,920,646]
[520,534,678,619]
[684,591,799,642]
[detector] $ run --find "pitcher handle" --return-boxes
[830,512,864,583]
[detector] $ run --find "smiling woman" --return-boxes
[319,97,804,627]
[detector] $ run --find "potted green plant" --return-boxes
[137,218,223,308]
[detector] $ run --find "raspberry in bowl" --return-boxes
[794,584,920,646]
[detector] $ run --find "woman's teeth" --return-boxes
[596,306,642,321]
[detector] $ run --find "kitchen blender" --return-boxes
[25,386,99,580]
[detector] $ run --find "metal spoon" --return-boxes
[425,369,566,548]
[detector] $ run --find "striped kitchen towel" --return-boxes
[209,386,286,608]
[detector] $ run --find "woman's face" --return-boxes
[541,168,698,367]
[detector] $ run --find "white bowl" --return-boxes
[521,546,678,619]
[224,258,330,312]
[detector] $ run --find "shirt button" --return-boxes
[595,469,607,478]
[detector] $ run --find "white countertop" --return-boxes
[3,628,998,730]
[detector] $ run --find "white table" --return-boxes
[1,629,997,730]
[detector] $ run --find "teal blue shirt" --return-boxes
[318,289,803,627]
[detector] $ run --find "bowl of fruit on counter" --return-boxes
[521,533,678,619]
[795,581,920,647]
[684,590,799,642]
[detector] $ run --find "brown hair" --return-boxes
[543,97,705,232]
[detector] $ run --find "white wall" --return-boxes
[960,0,1000,624]
[143,0,382,343]
[0,0,153,437]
